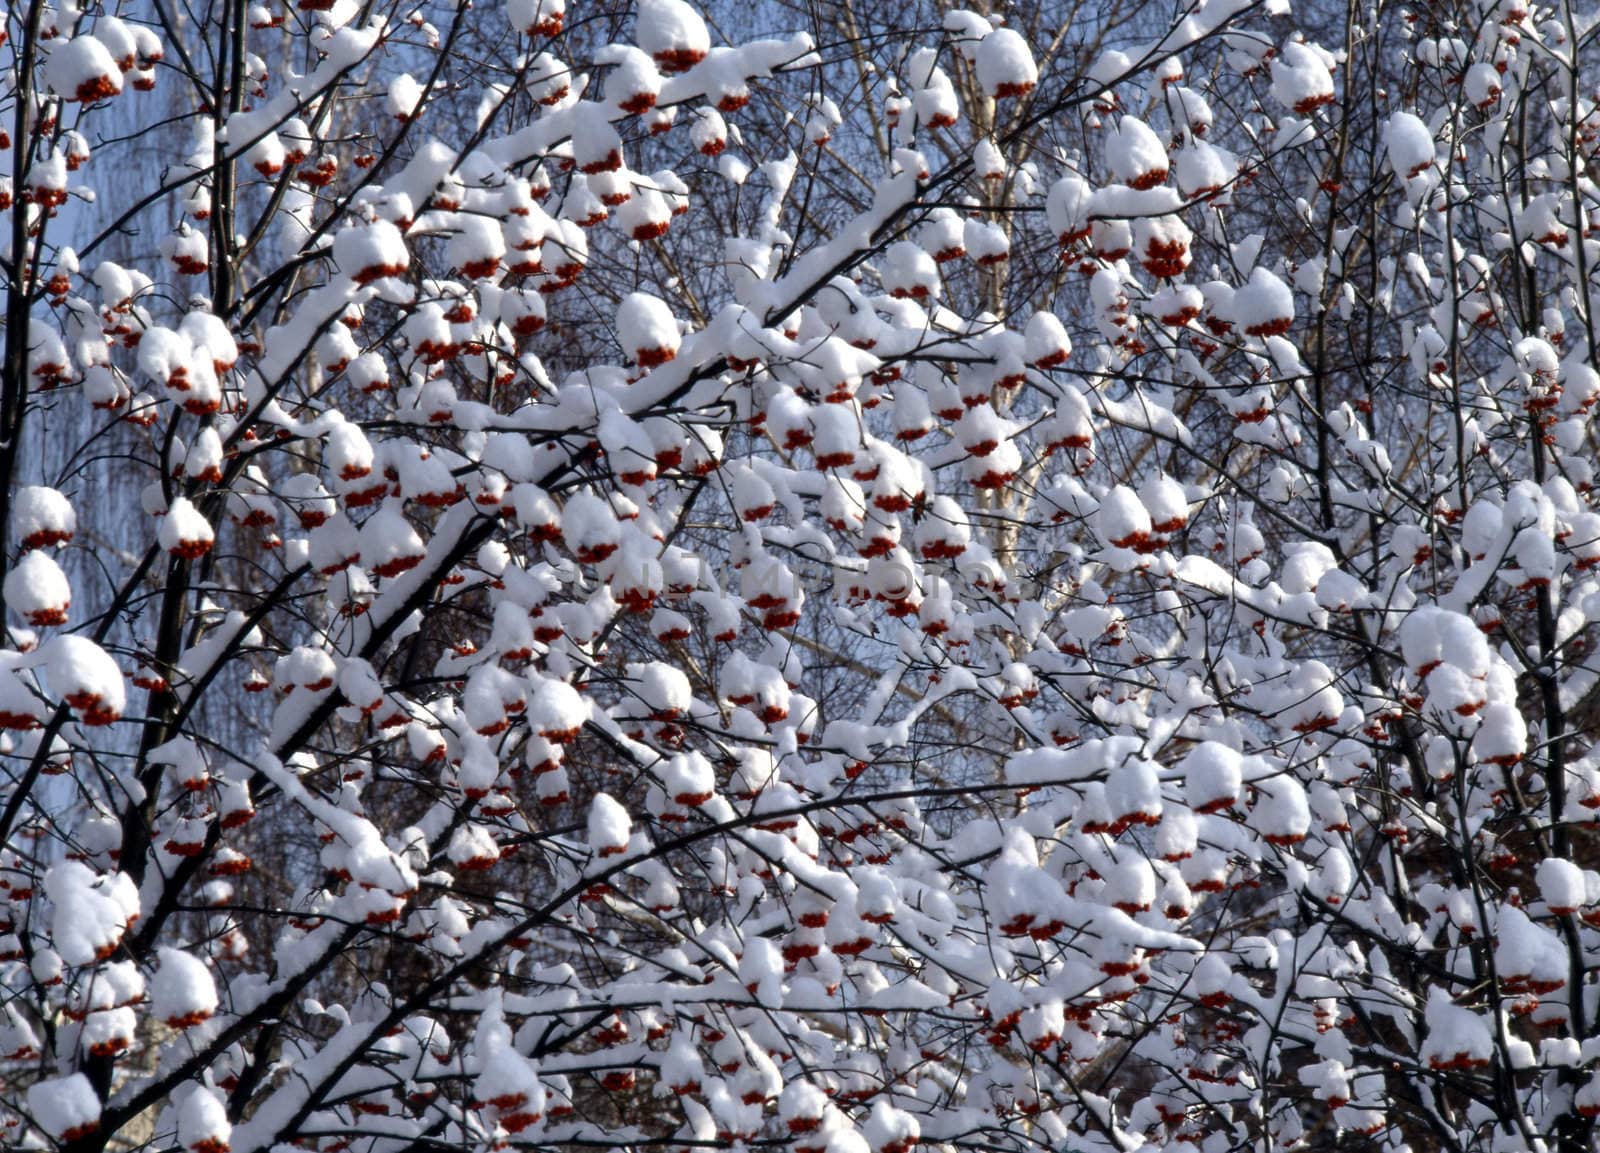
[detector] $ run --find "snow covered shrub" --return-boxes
[2,2,1600,1153]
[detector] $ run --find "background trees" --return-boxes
[3,1,1600,1152]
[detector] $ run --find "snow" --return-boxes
[334,219,409,284]
[181,310,238,372]
[1182,741,1242,813]
[617,293,681,367]
[1230,265,1294,336]
[810,402,861,465]
[562,491,621,562]
[362,502,426,578]
[635,0,710,73]
[962,218,1009,265]
[1386,111,1435,179]
[1251,775,1310,846]
[46,635,125,725]
[152,737,211,792]
[689,106,727,157]
[988,827,1073,938]
[160,496,216,559]
[975,28,1036,99]
[1464,62,1502,109]
[656,751,715,806]
[973,137,1005,184]
[4,549,71,626]
[914,64,959,128]
[449,823,501,870]
[629,661,692,718]
[957,404,1006,458]
[1135,212,1192,278]
[1494,905,1569,992]
[733,466,778,522]
[1269,40,1335,114]
[1175,139,1236,199]
[1167,83,1214,135]
[1138,473,1188,533]
[387,72,423,120]
[448,214,506,279]
[13,485,76,550]
[1420,988,1493,1069]
[1106,117,1169,188]
[28,1073,100,1140]
[186,427,225,482]
[178,1087,232,1153]
[1024,310,1072,367]
[508,0,564,35]
[94,15,139,69]
[599,44,661,117]
[1535,857,1588,915]
[588,792,632,857]
[616,184,672,240]
[47,35,124,103]
[530,677,587,741]
[45,861,136,965]
[1401,606,1488,678]
[475,1045,545,1131]
[70,1005,141,1061]
[881,241,940,300]
[1103,858,1157,914]
[161,222,210,276]
[1470,701,1526,768]
[1095,485,1152,550]
[244,130,286,177]
[1186,952,1235,1009]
